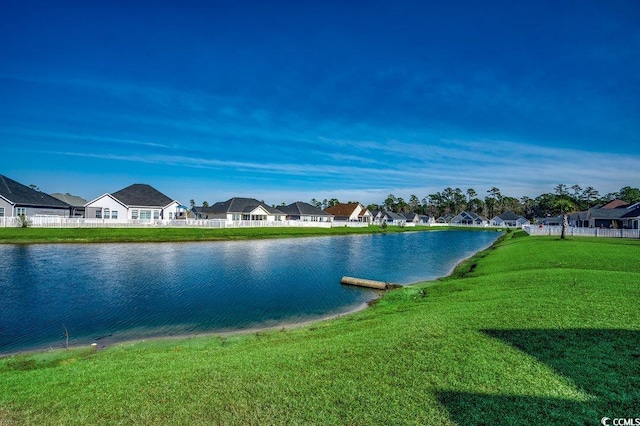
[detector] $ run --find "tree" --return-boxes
[552,199,576,239]
[581,186,600,209]
[383,194,398,211]
[202,201,209,208]
[408,195,422,214]
[396,197,408,213]
[29,184,40,192]
[310,198,322,208]
[617,186,640,203]
[466,188,477,201]
[554,184,568,197]
[327,198,339,208]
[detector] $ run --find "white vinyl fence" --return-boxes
[523,225,640,239]
[0,216,371,229]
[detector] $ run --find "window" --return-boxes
[139,210,151,220]
[232,214,241,221]
[104,208,110,219]
[95,209,102,219]
[0,207,4,217]
[153,210,160,220]
[131,209,139,220]
[111,210,118,219]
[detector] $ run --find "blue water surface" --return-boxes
[0,230,500,354]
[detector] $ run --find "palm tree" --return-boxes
[552,199,575,239]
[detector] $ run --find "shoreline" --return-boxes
[1,230,505,359]
[0,301,374,358]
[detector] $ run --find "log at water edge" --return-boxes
[340,276,389,290]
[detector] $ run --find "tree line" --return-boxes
[313,185,640,220]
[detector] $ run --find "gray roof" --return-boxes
[203,197,285,215]
[279,202,332,216]
[0,174,71,208]
[50,193,88,207]
[381,210,406,221]
[110,184,174,207]
[452,211,488,222]
[496,211,523,221]
[588,205,640,220]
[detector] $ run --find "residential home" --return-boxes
[404,213,435,225]
[84,184,182,221]
[0,174,71,218]
[373,210,406,226]
[324,202,372,224]
[536,215,563,226]
[450,211,489,226]
[50,193,87,217]
[193,197,286,222]
[278,201,334,222]
[437,213,455,224]
[584,200,640,229]
[491,211,530,227]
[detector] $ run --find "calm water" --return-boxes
[0,230,500,354]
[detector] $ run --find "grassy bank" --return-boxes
[0,225,426,244]
[1,232,638,424]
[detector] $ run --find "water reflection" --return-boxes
[0,231,499,354]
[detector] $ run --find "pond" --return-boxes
[0,230,500,355]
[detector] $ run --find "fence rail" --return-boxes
[523,225,640,239]
[0,216,369,229]
[0,216,538,231]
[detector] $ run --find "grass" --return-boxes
[0,225,440,244]
[1,232,639,424]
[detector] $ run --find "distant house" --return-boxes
[193,197,285,222]
[278,202,334,222]
[50,193,88,217]
[536,215,563,226]
[583,200,640,229]
[404,213,434,225]
[491,211,530,227]
[0,174,71,218]
[437,213,455,224]
[84,184,182,221]
[450,211,489,226]
[372,210,406,226]
[324,202,372,224]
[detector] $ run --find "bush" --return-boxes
[17,214,32,228]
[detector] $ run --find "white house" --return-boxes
[491,211,530,227]
[324,202,372,224]
[193,197,286,222]
[84,184,182,221]
[278,201,334,222]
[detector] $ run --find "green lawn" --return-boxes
[0,225,431,244]
[1,232,638,425]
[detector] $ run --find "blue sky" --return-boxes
[1,1,639,205]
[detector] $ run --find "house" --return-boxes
[372,210,406,226]
[436,213,455,224]
[491,211,530,227]
[450,211,489,226]
[50,193,87,217]
[584,200,640,229]
[278,202,334,222]
[404,213,435,225]
[536,215,563,226]
[193,197,286,222]
[324,202,372,224]
[0,174,71,218]
[84,184,182,221]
